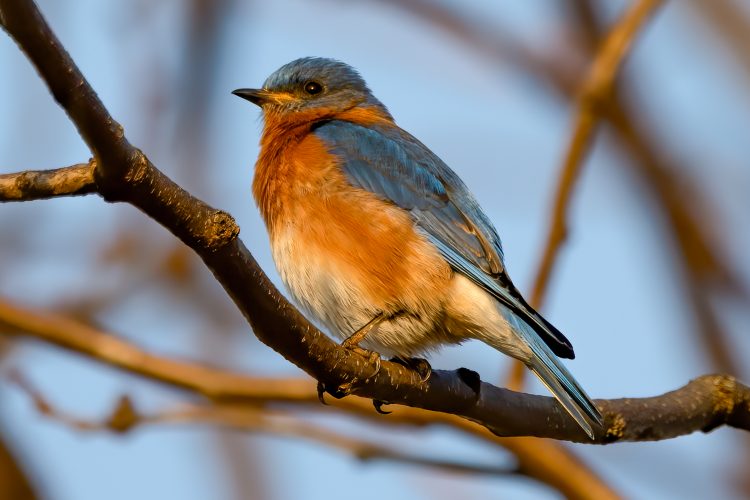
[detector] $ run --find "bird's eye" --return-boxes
[303,81,323,95]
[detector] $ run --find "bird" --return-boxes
[233,57,602,438]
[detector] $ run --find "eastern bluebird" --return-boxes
[234,57,602,438]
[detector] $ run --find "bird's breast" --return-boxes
[253,133,452,341]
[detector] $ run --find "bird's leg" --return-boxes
[319,312,387,403]
[342,312,385,350]
[390,356,432,383]
[339,313,385,382]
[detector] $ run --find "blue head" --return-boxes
[233,57,391,119]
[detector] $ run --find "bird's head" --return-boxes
[233,57,391,121]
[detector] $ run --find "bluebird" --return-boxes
[233,57,602,438]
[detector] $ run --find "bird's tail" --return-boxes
[501,312,603,439]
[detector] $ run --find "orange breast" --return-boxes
[253,132,451,312]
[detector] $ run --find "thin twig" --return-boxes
[568,0,744,377]
[530,0,664,311]
[0,160,96,202]
[508,0,665,391]
[689,0,750,88]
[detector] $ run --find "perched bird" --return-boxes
[234,57,602,438]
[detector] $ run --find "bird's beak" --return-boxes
[232,88,272,107]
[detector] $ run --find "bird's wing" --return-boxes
[314,120,574,359]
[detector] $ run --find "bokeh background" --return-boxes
[1,0,749,498]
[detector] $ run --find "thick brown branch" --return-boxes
[0,161,96,201]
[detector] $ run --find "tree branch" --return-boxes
[2,297,749,444]
[9,371,521,479]
[0,161,96,201]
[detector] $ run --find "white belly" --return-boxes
[270,227,454,358]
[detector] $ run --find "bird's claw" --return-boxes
[316,380,352,404]
[373,399,392,414]
[344,345,382,380]
[316,381,327,405]
[391,356,432,383]
[316,347,382,404]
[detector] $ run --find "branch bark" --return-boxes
[0,161,96,201]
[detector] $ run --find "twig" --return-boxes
[0,161,96,201]
[0,298,297,401]
[0,432,37,500]
[9,371,521,479]
[530,0,664,310]
[568,1,744,377]
[689,0,750,88]
[508,0,665,392]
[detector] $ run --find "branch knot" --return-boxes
[205,210,239,250]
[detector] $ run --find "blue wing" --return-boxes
[314,120,574,359]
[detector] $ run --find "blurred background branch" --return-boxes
[9,370,527,480]
[509,0,664,391]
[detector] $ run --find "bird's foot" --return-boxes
[343,343,383,381]
[390,356,432,383]
[373,399,392,414]
[317,380,352,404]
[317,345,382,405]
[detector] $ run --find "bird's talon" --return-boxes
[366,351,381,379]
[343,345,382,380]
[390,356,432,383]
[332,382,353,398]
[317,380,353,400]
[316,381,328,405]
[413,358,432,382]
[373,399,392,414]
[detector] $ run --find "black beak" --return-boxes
[232,88,269,107]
